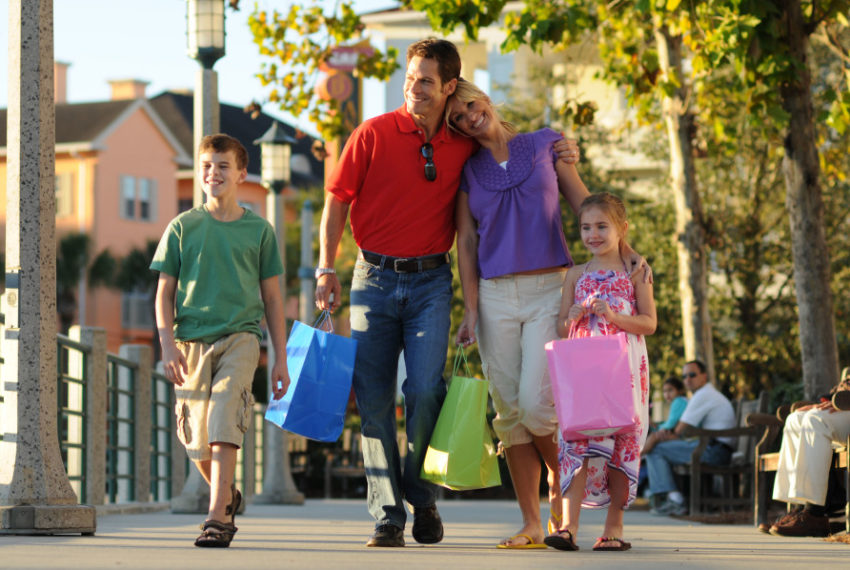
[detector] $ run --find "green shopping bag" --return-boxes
[421,347,502,490]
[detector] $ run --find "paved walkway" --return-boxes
[2,499,847,569]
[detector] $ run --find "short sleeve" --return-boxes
[149,221,181,277]
[257,221,285,280]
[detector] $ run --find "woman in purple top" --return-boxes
[449,79,645,549]
[449,78,589,549]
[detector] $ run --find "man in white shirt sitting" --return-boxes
[645,359,736,516]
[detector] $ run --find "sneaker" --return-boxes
[366,524,405,547]
[650,499,688,517]
[772,510,829,537]
[412,504,444,544]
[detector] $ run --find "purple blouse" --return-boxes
[461,128,573,279]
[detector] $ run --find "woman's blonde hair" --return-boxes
[579,192,628,238]
[446,78,517,137]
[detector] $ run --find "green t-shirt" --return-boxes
[150,205,284,343]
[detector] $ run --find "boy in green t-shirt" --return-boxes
[151,133,290,548]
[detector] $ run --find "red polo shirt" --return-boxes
[327,106,477,257]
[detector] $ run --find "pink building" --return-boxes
[0,64,323,352]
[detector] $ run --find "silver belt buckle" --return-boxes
[393,258,409,272]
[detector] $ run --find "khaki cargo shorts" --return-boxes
[174,332,259,461]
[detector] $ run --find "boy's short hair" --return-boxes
[406,38,461,86]
[199,134,249,171]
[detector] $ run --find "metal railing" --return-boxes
[150,370,174,501]
[106,353,137,503]
[57,336,90,503]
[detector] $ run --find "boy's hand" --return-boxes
[161,344,188,386]
[270,359,291,400]
[553,137,580,165]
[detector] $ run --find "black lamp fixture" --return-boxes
[187,0,226,70]
[254,122,299,194]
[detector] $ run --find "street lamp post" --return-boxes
[253,123,304,505]
[172,0,227,514]
[187,0,225,207]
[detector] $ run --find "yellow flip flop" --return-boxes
[497,534,548,549]
[548,511,563,535]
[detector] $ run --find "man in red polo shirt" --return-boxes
[315,38,476,548]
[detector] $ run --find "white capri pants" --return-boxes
[772,407,850,506]
[477,270,565,448]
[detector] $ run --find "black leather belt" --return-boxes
[710,439,735,453]
[360,250,450,273]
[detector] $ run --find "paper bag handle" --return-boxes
[451,344,472,378]
[312,309,334,332]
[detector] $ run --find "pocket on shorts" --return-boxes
[175,402,192,445]
[237,388,255,434]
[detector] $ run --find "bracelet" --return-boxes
[314,267,336,279]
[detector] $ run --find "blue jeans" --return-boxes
[349,258,453,529]
[645,439,732,496]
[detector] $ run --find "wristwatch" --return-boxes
[314,267,336,279]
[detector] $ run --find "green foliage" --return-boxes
[248,0,399,140]
[56,232,117,334]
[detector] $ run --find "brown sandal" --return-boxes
[195,519,237,548]
[592,536,631,551]
[544,529,579,551]
[225,484,242,525]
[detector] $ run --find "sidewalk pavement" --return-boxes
[2,499,846,569]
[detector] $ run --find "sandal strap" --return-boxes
[201,519,237,534]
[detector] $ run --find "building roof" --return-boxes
[1,93,324,187]
[0,99,135,147]
[149,91,324,185]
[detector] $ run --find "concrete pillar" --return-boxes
[192,68,219,207]
[120,345,152,504]
[256,191,304,506]
[70,326,107,506]
[0,0,95,535]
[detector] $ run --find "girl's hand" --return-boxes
[589,298,614,321]
[567,303,586,322]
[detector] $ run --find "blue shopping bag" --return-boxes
[264,311,357,442]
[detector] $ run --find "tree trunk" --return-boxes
[778,0,839,399]
[655,27,716,381]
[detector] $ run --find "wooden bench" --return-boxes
[671,392,768,515]
[749,390,850,533]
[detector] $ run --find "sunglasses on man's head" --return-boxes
[682,372,699,379]
[420,143,436,182]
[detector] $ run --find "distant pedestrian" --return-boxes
[151,133,290,547]
[546,193,656,552]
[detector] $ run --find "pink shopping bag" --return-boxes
[545,331,638,441]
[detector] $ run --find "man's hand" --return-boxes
[315,273,341,313]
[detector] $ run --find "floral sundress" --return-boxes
[557,264,650,508]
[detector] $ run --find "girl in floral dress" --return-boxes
[545,193,656,552]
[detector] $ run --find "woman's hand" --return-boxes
[553,137,580,165]
[455,310,478,346]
